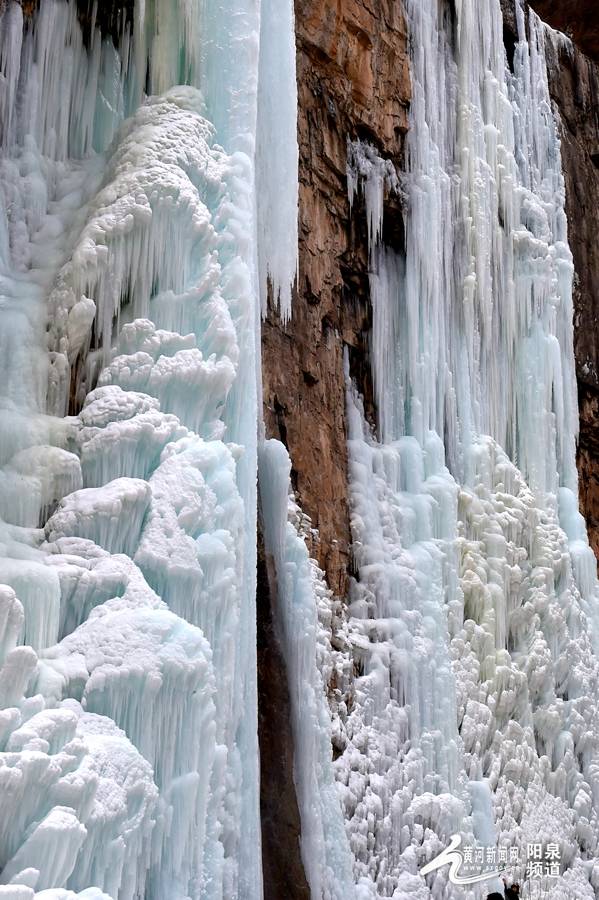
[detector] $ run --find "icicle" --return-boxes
[256,0,299,322]
[346,139,399,264]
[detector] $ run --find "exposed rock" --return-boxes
[261,0,410,596]
[75,0,134,44]
[258,4,410,884]
[265,0,599,588]
[529,0,599,61]
[257,524,310,900]
[500,1,599,559]
[578,387,599,559]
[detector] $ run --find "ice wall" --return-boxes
[339,0,599,896]
[2,0,598,896]
[0,0,297,898]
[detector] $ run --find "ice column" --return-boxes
[0,0,298,897]
[256,0,299,321]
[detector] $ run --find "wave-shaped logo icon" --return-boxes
[420,834,504,886]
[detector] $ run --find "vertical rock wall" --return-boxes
[258,4,410,890]
[529,0,599,61]
[261,0,410,596]
[500,10,599,564]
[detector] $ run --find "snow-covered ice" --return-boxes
[1,0,599,897]
[338,0,599,896]
[0,0,298,897]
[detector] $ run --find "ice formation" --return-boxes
[0,0,297,897]
[1,0,599,896]
[259,440,357,899]
[336,0,599,896]
[256,0,299,321]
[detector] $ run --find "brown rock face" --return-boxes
[259,13,599,886]
[541,34,599,394]
[529,1,599,62]
[261,0,410,596]
[578,388,599,559]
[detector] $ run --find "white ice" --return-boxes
[0,0,298,896]
[338,0,599,896]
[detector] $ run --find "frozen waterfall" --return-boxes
[0,0,297,898]
[339,0,599,896]
[1,0,599,898]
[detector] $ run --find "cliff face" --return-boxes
[263,0,599,596]
[503,0,599,564]
[261,0,410,597]
[258,3,410,893]
[259,6,599,887]
[263,0,599,600]
[529,0,599,61]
